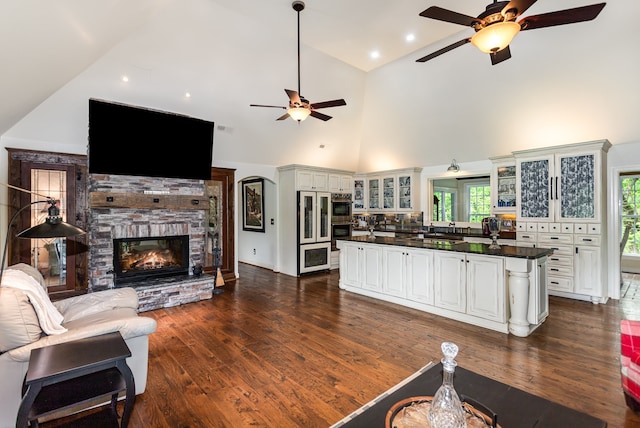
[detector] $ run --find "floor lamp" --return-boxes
[0,183,86,284]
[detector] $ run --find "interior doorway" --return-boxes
[620,173,640,276]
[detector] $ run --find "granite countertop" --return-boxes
[351,225,517,241]
[338,235,552,260]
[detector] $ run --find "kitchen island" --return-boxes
[336,236,553,337]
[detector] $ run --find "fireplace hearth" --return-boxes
[113,235,189,285]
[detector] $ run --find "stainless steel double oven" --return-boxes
[331,193,352,250]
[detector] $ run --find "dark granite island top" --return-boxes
[338,235,553,260]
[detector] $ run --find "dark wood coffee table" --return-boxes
[332,362,607,428]
[16,332,135,428]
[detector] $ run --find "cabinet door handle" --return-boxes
[582,238,593,242]
[555,176,559,200]
[550,237,559,240]
[549,176,553,200]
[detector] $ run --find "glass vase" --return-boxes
[427,342,467,428]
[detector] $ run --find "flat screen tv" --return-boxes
[88,98,214,180]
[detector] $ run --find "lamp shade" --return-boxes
[288,106,311,122]
[17,220,86,239]
[470,21,521,54]
[16,202,85,239]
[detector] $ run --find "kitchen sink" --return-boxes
[421,238,465,245]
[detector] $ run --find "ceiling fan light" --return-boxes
[471,21,520,54]
[288,106,311,122]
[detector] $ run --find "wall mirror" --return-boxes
[427,174,490,225]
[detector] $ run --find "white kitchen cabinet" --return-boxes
[513,140,610,303]
[296,169,328,191]
[515,141,608,223]
[363,168,422,213]
[574,235,602,298]
[367,176,381,210]
[382,246,407,297]
[382,246,433,302]
[278,165,355,277]
[353,175,366,212]
[433,252,466,313]
[340,241,383,291]
[329,173,352,193]
[466,255,505,323]
[382,175,396,210]
[299,191,331,244]
[396,169,422,212]
[434,252,505,320]
[538,233,573,293]
[406,249,434,304]
[490,155,516,215]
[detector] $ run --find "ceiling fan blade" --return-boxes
[501,0,538,18]
[519,3,606,31]
[490,46,512,65]
[419,6,479,27]
[250,104,286,109]
[310,99,346,109]
[416,38,471,63]
[310,111,332,121]
[276,112,290,121]
[285,89,301,105]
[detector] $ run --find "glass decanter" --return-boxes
[427,342,467,428]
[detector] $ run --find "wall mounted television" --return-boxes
[88,98,214,180]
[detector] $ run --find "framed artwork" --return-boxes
[242,178,265,232]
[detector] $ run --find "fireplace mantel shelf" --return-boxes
[90,192,208,210]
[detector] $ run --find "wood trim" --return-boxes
[208,167,235,281]
[89,192,208,210]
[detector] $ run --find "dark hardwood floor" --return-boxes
[54,263,640,427]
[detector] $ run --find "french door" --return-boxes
[7,149,88,294]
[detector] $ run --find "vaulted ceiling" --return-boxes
[1,0,638,173]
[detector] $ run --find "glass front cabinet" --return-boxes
[490,155,516,215]
[516,148,603,223]
[353,175,366,212]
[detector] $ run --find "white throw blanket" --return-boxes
[1,268,67,334]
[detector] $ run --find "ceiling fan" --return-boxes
[416,0,606,65]
[250,1,346,122]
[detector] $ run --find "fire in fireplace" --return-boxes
[113,235,189,284]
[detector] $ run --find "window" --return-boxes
[621,175,640,255]
[467,184,491,223]
[433,189,455,222]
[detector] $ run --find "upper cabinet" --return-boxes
[514,140,611,223]
[296,168,329,191]
[329,173,352,193]
[290,166,353,193]
[358,168,422,213]
[353,175,366,212]
[490,155,516,215]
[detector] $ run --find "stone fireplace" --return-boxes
[88,174,214,311]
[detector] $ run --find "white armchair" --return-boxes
[0,263,157,428]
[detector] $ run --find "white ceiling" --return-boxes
[1,0,633,174]
[1,0,601,138]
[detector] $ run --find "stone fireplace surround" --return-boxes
[88,174,214,311]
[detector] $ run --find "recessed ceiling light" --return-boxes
[406,33,415,42]
[370,50,380,59]
[185,92,191,98]
[121,76,129,82]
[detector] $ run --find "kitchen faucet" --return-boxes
[449,221,455,234]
